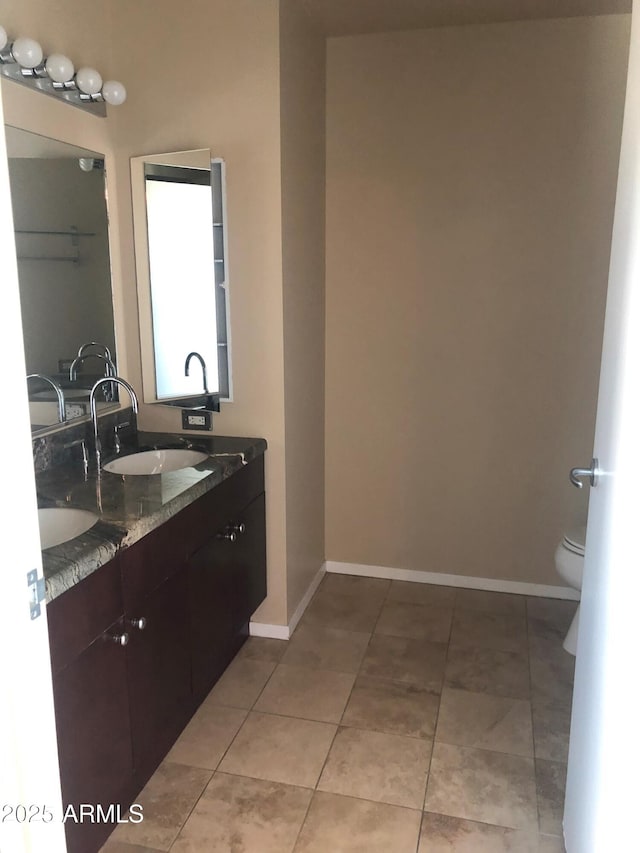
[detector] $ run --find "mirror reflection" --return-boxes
[131,149,230,410]
[5,127,118,433]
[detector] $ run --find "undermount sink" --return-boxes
[38,508,99,550]
[102,448,209,476]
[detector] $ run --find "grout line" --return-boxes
[524,596,544,838]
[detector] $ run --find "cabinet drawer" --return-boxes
[120,509,190,611]
[48,556,123,675]
[188,456,265,556]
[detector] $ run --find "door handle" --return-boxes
[570,458,599,488]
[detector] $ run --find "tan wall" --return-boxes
[325,16,630,586]
[110,0,289,624]
[279,0,326,619]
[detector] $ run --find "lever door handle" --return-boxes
[570,458,599,489]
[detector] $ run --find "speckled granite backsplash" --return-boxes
[32,408,136,473]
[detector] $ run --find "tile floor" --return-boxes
[102,575,577,852]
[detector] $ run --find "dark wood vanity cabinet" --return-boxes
[47,556,134,853]
[46,456,266,853]
[189,460,267,701]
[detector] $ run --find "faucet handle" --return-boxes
[63,438,89,476]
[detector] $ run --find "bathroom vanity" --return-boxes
[39,432,267,853]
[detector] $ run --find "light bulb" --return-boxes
[0,26,7,52]
[75,66,102,95]
[101,80,126,106]
[45,53,74,83]
[12,36,43,68]
[78,158,95,172]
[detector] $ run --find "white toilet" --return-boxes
[554,525,586,655]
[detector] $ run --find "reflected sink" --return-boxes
[38,508,99,550]
[102,449,209,476]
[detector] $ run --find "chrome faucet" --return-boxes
[69,352,117,381]
[184,351,209,394]
[89,377,138,469]
[26,373,66,423]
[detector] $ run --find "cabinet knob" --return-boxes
[218,528,237,543]
[129,617,147,631]
[108,631,129,647]
[232,522,246,535]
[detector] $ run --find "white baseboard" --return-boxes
[250,559,579,639]
[249,622,290,640]
[287,563,327,635]
[325,561,580,601]
[250,563,327,641]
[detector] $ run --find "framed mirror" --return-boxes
[131,148,231,411]
[5,126,118,434]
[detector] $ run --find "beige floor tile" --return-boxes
[341,676,439,739]
[360,634,447,691]
[387,581,457,607]
[282,623,370,673]
[538,834,567,852]
[375,600,453,643]
[301,589,383,632]
[170,772,312,853]
[110,763,211,850]
[236,636,288,663]
[529,637,575,704]
[101,843,163,853]
[319,573,390,602]
[294,791,422,853]
[318,726,431,809]
[425,742,538,832]
[254,664,355,723]
[455,589,527,616]
[532,697,572,763]
[450,609,527,654]
[418,812,539,852]
[207,656,276,709]
[526,598,578,641]
[218,711,336,788]
[445,647,530,699]
[165,703,247,770]
[436,687,533,757]
[536,759,567,836]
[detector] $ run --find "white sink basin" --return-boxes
[103,448,209,476]
[38,508,99,550]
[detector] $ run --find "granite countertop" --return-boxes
[36,431,267,602]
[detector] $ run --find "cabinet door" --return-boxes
[126,567,192,781]
[233,492,267,632]
[188,532,235,701]
[52,618,133,853]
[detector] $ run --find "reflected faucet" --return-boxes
[26,373,66,423]
[77,341,113,362]
[184,351,209,394]
[89,376,138,469]
[69,352,117,381]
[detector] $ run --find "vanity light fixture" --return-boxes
[0,24,126,116]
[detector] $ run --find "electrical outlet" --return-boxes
[182,409,213,431]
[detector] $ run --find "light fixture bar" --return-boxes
[0,25,126,117]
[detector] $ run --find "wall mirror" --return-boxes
[131,148,231,411]
[5,125,118,434]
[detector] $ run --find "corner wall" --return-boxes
[279,0,326,620]
[325,15,630,587]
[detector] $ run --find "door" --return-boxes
[0,87,66,852]
[563,5,640,850]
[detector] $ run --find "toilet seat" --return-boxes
[563,526,586,557]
